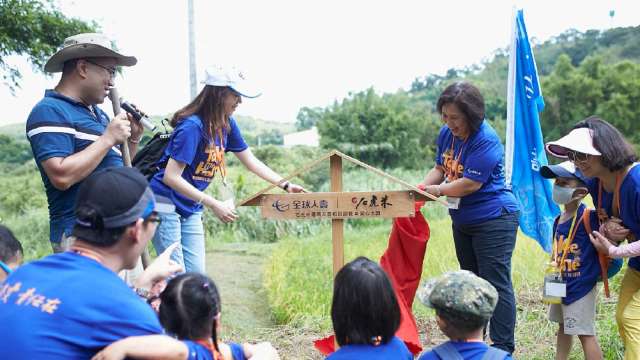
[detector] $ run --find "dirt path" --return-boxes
[206,243,324,360]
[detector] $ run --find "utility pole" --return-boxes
[188,0,197,100]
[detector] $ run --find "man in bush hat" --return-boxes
[26,33,143,252]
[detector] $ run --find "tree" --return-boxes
[317,88,438,169]
[0,0,97,92]
[541,54,640,145]
[295,106,323,131]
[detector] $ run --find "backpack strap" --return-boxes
[481,346,510,360]
[583,208,611,298]
[432,342,464,360]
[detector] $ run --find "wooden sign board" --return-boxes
[261,190,415,220]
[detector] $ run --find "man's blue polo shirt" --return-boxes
[26,90,123,244]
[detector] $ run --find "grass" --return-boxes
[264,203,625,359]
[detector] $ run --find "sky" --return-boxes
[1,0,638,126]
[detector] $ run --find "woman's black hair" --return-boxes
[159,273,221,351]
[436,81,485,133]
[573,116,637,172]
[331,256,400,347]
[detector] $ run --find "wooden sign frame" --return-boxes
[239,150,447,276]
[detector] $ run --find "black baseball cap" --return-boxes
[540,161,586,182]
[72,167,174,245]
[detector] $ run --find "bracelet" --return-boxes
[435,184,442,197]
[133,287,152,300]
[282,181,290,191]
[197,193,206,205]
[128,137,141,144]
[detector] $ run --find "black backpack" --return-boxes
[132,130,171,180]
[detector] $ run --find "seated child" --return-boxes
[541,161,605,360]
[327,256,412,360]
[417,270,512,360]
[0,225,23,282]
[92,272,278,360]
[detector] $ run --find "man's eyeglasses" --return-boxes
[144,211,162,226]
[567,150,590,163]
[85,60,117,78]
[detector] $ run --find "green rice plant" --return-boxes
[264,215,625,358]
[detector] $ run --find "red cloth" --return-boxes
[314,199,430,355]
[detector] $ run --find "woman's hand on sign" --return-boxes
[589,230,615,255]
[287,183,307,193]
[424,185,442,197]
[206,197,239,223]
[600,217,629,243]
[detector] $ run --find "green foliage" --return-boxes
[317,88,437,169]
[0,0,98,92]
[295,106,323,131]
[0,161,46,216]
[0,134,31,164]
[541,55,640,144]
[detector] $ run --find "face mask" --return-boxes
[552,184,577,204]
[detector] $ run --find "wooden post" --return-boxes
[330,154,344,276]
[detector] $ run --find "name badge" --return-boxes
[446,196,461,210]
[544,277,566,298]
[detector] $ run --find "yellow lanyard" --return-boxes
[446,138,466,181]
[555,211,580,276]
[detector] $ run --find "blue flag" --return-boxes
[505,9,559,252]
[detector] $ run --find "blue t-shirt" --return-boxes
[552,204,601,305]
[0,252,162,359]
[435,121,519,225]
[586,164,640,271]
[326,336,412,360]
[419,341,513,360]
[150,115,248,217]
[26,90,124,243]
[183,340,245,360]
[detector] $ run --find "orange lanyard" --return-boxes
[555,211,580,276]
[213,128,227,181]
[195,339,223,360]
[211,127,227,181]
[446,138,466,181]
[597,172,623,224]
[69,245,105,265]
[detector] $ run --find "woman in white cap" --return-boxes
[149,66,304,273]
[546,115,640,359]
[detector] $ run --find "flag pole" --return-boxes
[505,6,518,188]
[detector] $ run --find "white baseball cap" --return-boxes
[545,127,602,158]
[44,33,137,73]
[202,66,261,98]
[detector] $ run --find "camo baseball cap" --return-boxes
[418,270,498,321]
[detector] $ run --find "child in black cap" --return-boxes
[541,161,615,360]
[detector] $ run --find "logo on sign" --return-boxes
[272,200,290,212]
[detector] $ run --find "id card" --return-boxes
[446,196,461,209]
[544,277,566,298]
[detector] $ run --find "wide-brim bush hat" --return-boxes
[44,33,137,73]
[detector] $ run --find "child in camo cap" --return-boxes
[417,270,512,360]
